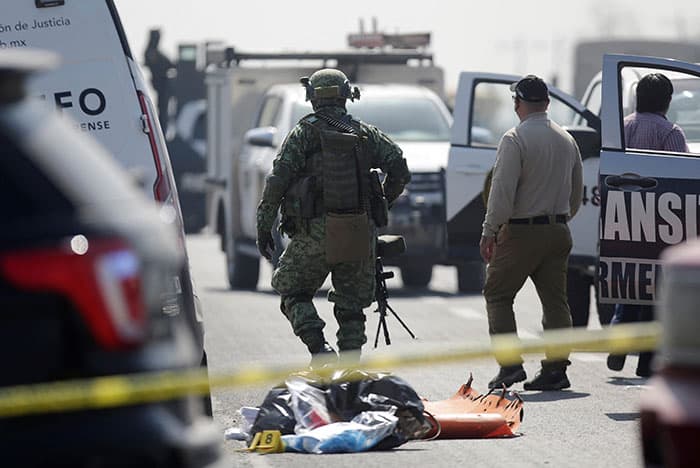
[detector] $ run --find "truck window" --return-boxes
[291,97,451,142]
[470,81,578,148]
[619,66,700,155]
[257,96,282,128]
[584,81,602,115]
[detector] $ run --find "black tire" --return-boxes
[226,239,259,290]
[401,264,433,289]
[457,262,485,293]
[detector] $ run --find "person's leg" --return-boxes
[525,224,573,390]
[484,224,539,387]
[607,303,634,371]
[635,305,655,377]
[271,222,330,353]
[329,235,376,355]
[530,224,573,359]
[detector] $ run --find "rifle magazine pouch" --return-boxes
[320,130,361,212]
[325,212,370,264]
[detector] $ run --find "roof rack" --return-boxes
[206,47,433,68]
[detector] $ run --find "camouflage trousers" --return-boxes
[271,217,376,352]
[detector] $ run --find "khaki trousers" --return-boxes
[484,223,573,367]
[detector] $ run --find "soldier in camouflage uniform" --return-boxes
[256,68,410,365]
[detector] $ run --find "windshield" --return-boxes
[667,79,700,144]
[291,96,451,142]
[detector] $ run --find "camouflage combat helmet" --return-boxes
[300,68,360,106]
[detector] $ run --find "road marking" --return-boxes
[448,306,483,320]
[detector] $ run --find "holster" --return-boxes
[325,211,370,264]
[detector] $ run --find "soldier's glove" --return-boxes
[257,231,275,261]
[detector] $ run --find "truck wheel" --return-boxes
[457,262,485,294]
[226,239,259,290]
[401,265,433,289]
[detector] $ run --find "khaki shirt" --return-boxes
[482,112,583,238]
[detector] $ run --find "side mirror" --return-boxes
[244,127,277,147]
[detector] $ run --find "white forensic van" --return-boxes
[2,2,207,366]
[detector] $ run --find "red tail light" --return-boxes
[0,238,146,350]
[137,91,172,203]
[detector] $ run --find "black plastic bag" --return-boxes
[248,370,430,450]
[248,387,296,443]
[326,370,429,449]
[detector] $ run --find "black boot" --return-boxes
[309,342,337,369]
[524,361,571,391]
[635,352,653,378]
[488,364,526,389]
[607,353,626,371]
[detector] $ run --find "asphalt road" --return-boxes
[188,233,647,468]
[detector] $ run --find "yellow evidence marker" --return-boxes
[243,430,286,454]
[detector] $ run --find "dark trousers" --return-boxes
[484,223,572,368]
[611,304,654,374]
[567,268,614,327]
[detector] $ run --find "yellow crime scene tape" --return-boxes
[0,322,661,419]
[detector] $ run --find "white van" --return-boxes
[5,1,205,360]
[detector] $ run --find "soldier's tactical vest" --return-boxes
[283,112,373,264]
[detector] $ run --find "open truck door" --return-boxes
[447,72,600,293]
[598,54,700,305]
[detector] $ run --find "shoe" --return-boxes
[523,368,570,391]
[635,352,653,378]
[309,342,337,369]
[607,353,626,371]
[488,365,526,389]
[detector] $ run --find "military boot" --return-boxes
[488,364,527,389]
[524,360,571,391]
[309,342,338,369]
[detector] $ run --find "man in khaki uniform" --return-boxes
[480,75,583,391]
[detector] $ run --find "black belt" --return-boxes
[509,214,567,225]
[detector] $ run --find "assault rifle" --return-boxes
[374,235,417,348]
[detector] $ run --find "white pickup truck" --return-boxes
[204,46,456,291]
[446,55,700,315]
[446,72,602,318]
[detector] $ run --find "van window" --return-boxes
[257,96,282,127]
[618,66,700,155]
[470,81,579,148]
